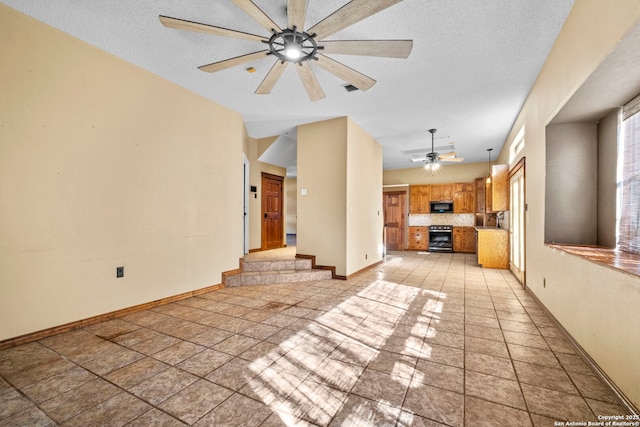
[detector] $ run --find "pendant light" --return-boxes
[486,148,493,183]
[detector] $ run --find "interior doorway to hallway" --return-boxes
[243,154,249,254]
[510,158,526,284]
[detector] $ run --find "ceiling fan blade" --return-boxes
[256,61,288,94]
[438,151,457,158]
[410,158,427,163]
[198,50,270,73]
[295,62,325,101]
[314,54,376,91]
[308,0,402,40]
[231,0,282,33]
[321,40,413,58]
[288,0,308,30]
[440,157,464,162]
[159,16,267,42]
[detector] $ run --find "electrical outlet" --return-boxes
[116,266,124,278]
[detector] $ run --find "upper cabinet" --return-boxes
[488,164,509,212]
[474,177,486,213]
[408,173,506,217]
[409,185,430,214]
[430,184,453,201]
[453,182,475,213]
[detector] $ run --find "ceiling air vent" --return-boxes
[343,84,360,92]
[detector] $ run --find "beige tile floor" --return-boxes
[0,251,632,426]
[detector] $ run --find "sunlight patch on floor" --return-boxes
[247,279,448,425]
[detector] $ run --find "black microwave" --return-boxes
[430,201,453,213]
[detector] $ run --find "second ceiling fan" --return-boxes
[160,0,413,101]
[410,129,464,170]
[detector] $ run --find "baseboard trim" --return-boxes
[295,255,384,281]
[0,282,225,351]
[295,253,339,280]
[249,244,287,254]
[346,260,384,280]
[221,266,242,286]
[525,287,639,415]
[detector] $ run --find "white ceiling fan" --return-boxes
[159,0,413,101]
[410,128,464,169]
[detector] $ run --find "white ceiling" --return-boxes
[2,0,575,170]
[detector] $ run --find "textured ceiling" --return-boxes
[2,0,575,171]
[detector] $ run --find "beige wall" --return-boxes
[498,0,640,408]
[346,118,384,274]
[285,177,297,235]
[0,6,244,340]
[597,110,619,247]
[297,118,348,274]
[545,122,598,245]
[384,162,490,186]
[246,136,287,252]
[297,117,382,276]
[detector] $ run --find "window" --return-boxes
[618,94,640,254]
[509,126,525,165]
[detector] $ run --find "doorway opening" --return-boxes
[243,154,250,254]
[510,158,526,284]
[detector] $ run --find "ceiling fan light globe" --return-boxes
[285,44,302,60]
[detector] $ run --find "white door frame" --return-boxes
[243,153,250,255]
[509,158,526,285]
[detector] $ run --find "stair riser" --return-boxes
[225,270,332,287]
[242,259,312,272]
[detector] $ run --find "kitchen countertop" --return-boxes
[474,226,507,231]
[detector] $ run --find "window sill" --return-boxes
[547,244,640,278]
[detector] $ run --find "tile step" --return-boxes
[225,268,332,287]
[241,258,313,272]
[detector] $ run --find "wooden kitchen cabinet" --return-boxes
[453,182,475,213]
[453,226,476,253]
[430,184,453,201]
[408,226,429,250]
[474,177,486,213]
[409,185,430,214]
[476,227,509,268]
[486,164,509,212]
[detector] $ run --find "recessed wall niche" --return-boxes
[544,21,640,247]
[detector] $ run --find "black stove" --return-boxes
[428,225,453,253]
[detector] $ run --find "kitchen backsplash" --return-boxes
[409,213,475,227]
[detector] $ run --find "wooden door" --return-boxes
[261,173,284,250]
[383,192,405,251]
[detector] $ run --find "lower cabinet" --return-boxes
[476,228,509,268]
[408,226,429,250]
[453,227,476,253]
